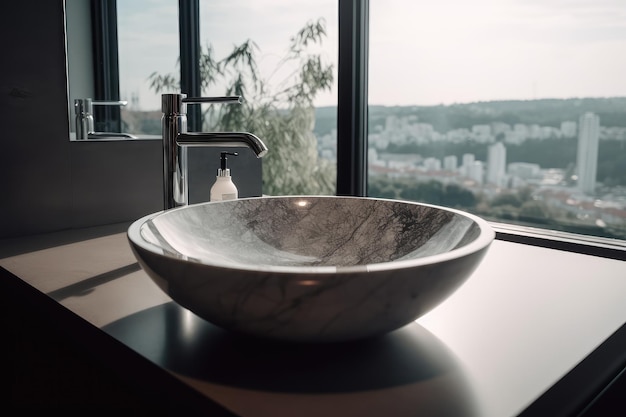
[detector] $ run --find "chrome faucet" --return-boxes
[74,98,137,139]
[161,93,268,209]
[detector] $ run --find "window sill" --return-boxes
[491,221,626,261]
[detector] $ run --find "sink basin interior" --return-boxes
[140,196,485,270]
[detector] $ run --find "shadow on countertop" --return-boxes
[103,302,481,416]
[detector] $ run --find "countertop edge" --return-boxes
[518,321,626,417]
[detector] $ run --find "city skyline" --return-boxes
[325,107,624,195]
[362,109,626,237]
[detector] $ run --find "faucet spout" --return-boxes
[177,132,268,157]
[162,93,268,210]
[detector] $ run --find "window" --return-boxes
[368,0,626,246]
[115,0,338,196]
[94,0,625,258]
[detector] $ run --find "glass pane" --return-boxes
[198,0,338,196]
[368,0,626,241]
[117,0,179,136]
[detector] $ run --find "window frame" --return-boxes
[93,0,626,261]
[178,0,202,131]
[91,0,122,132]
[337,0,369,197]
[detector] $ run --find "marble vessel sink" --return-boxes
[127,196,495,343]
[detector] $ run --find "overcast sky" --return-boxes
[117,0,626,110]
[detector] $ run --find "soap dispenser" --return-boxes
[210,152,239,201]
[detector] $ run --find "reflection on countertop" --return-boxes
[103,302,480,417]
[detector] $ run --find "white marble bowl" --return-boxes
[128,196,494,343]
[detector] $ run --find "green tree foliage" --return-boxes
[369,177,477,210]
[491,192,522,208]
[519,201,550,224]
[368,175,626,238]
[368,98,626,133]
[148,19,335,196]
[368,177,399,199]
[444,183,478,208]
[400,180,444,204]
[597,140,626,187]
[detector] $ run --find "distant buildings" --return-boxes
[508,162,541,180]
[468,161,484,185]
[443,155,458,172]
[423,157,442,171]
[363,110,605,196]
[339,106,626,236]
[576,112,600,194]
[487,142,507,187]
[460,153,475,178]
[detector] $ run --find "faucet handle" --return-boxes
[74,98,127,115]
[92,100,128,107]
[162,94,243,115]
[182,96,242,104]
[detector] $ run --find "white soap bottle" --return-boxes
[210,152,239,201]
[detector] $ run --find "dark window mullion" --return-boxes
[337,0,369,197]
[91,0,121,132]
[178,0,202,132]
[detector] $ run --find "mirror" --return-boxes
[65,0,167,141]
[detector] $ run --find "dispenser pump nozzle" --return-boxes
[218,151,238,176]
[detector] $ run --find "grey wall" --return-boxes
[0,0,262,239]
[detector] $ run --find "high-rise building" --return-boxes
[576,112,600,194]
[487,142,507,186]
[443,155,458,172]
[460,153,475,177]
[469,161,484,185]
[423,157,441,171]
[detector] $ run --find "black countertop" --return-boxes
[2,223,625,416]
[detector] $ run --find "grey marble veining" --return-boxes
[145,197,478,267]
[128,196,495,342]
